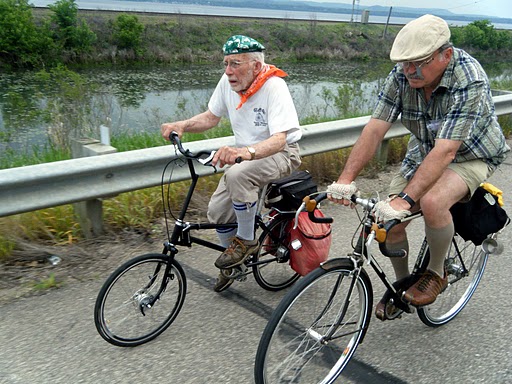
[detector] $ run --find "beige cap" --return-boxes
[390,14,450,62]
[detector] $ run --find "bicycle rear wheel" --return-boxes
[254,259,372,384]
[94,253,187,347]
[417,235,488,327]
[252,214,300,291]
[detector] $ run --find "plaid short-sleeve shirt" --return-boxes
[372,48,509,180]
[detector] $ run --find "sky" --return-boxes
[307,1,512,19]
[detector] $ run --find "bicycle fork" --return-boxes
[309,267,363,345]
[133,242,180,316]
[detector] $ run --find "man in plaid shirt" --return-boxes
[327,14,509,318]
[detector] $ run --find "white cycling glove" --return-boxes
[373,198,411,222]
[327,181,360,200]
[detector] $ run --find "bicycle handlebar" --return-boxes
[377,219,407,258]
[349,193,415,258]
[169,131,217,165]
[294,193,334,227]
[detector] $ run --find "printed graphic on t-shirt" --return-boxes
[254,107,267,127]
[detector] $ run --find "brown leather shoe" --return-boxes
[403,270,448,306]
[375,301,387,321]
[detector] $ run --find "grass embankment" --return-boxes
[30,7,398,66]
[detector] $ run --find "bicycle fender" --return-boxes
[320,258,357,271]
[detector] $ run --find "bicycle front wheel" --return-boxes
[255,259,372,384]
[253,214,300,291]
[94,253,187,347]
[418,235,488,327]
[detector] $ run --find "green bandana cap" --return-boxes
[223,35,265,55]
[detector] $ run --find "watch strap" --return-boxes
[398,192,415,208]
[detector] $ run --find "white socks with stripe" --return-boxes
[233,201,257,241]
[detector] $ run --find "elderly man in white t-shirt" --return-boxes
[161,35,302,292]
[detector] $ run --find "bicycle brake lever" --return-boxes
[197,150,216,166]
[293,202,306,229]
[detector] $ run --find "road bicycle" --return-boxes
[94,133,301,347]
[254,191,508,384]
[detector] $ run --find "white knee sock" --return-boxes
[425,222,455,277]
[216,227,237,248]
[233,201,257,241]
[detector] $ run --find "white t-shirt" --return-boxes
[208,74,302,147]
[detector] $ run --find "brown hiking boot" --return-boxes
[213,269,235,292]
[403,270,448,306]
[214,236,259,269]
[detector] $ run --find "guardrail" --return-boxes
[1,93,511,223]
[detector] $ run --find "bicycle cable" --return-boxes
[161,156,187,242]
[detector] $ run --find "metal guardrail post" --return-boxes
[71,137,117,238]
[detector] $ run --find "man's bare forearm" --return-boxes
[338,118,391,183]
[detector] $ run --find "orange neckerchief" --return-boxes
[236,64,288,110]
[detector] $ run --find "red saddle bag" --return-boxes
[289,210,332,276]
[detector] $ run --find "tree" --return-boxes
[48,0,96,53]
[0,0,54,67]
[454,20,512,50]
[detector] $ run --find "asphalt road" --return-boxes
[1,155,511,384]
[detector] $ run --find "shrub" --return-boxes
[0,0,55,67]
[48,0,96,54]
[112,14,144,51]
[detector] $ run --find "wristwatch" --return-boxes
[246,146,256,160]
[397,192,416,208]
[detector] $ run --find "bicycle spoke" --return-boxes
[94,254,187,347]
[418,236,488,327]
[255,264,372,383]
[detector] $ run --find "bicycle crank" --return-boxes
[221,264,251,282]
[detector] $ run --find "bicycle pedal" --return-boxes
[235,275,248,282]
[223,265,249,282]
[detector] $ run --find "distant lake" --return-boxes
[30,0,512,30]
[0,62,388,152]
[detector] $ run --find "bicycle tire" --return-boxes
[417,235,488,327]
[94,253,187,347]
[252,214,300,291]
[254,259,372,384]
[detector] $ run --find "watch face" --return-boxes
[247,146,256,159]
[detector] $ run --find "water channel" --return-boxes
[1,61,511,154]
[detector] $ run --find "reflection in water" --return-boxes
[0,62,510,153]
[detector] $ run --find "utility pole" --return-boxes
[383,6,393,37]
[350,0,360,23]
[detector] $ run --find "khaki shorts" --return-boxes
[388,159,492,202]
[207,143,301,224]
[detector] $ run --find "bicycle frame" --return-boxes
[330,194,477,322]
[159,140,296,277]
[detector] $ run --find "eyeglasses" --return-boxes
[222,60,253,69]
[399,53,436,71]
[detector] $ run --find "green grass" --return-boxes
[0,146,71,170]
[31,273,62,290]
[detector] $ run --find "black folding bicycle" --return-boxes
[94,133,301,347]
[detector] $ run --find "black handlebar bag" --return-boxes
[265,170,317,212]
[450,185,509,246]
